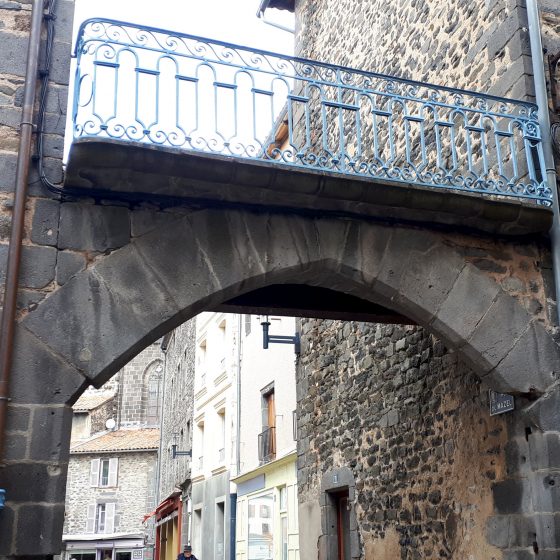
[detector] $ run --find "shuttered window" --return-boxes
[107,458,118,487]
[89,459,100,487]
[86,503,96,533]
[105,502,116,533]
[89,458,119,487]
[87,502,117,534]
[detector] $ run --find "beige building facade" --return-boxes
[233,314,300,560]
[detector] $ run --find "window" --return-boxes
[86,502,116,534]
[218,320,227,370]
[218,410,226,463]
[262,387,276,431]
[245,314,252,336]
[100,459,110,487]
[197,421,205,470]
[248,494,273,560]
[259,386,276,463]
[96,504,106,533]
[279,486,287,511]
[146,374,160,425]
[67,552,95,560]
[90,458,118,488]
[198,340,207,387]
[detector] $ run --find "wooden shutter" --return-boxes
[105,502,116,534]
[90,458,100,487]
[108,458,119,487]
[86,504,96,533]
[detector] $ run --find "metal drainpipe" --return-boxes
[155,340,169,508]
[0,0,44,463]
[236,314,242,475]
[527,0,560,324]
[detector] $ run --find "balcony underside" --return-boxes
[65,138,551,237]
[214,284,413,325]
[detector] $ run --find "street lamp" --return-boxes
[260,315,300,353]
[171,432,192,460]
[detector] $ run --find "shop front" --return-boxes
[63,535,145,560]
[154,491,183,560]
[233,452,299,560]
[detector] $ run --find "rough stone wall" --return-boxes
[89,397,117,435]
[290,0,559,331]
[0,2,79,554]
[295,0,532,100]
[0,0,74,314]
[119,341,165,427]
[444,231,556,332]
[63,451,157,535]
[540,0,560,190]
[158,320,196,501]
[541,1,560,59]
[297,319,512,559]
[0,0,558,556]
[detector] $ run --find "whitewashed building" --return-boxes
[190,312,237,560]
[187,312,300,560]
[233,314,300,560]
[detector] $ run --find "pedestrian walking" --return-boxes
[177,545,199,560]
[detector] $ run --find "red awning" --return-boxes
[145,490,182,523]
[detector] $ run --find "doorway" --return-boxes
[332,491,350,560]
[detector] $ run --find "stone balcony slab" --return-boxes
[65,137,552,237]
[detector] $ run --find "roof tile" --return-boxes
[70,428,160,453]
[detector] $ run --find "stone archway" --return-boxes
[2,207,560,555]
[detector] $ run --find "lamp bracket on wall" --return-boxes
[171,445,192,460]
[261,316,300,354]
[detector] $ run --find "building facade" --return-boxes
[155,312,300,560]
[256,0,560,558]
[190,312,237,560]
[2,0,560,557]
[153,322,196,560]
[62,342,164,560]
[233,314,299,560]
[64,431,160,560]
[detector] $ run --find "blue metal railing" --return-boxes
[72,18,551,205]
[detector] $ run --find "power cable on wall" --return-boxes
[36,0,174,205]
[36,0,64,197]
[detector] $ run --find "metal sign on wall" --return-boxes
[489,390,515,416]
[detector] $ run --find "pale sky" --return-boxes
[66,1,295,159]
[73,0,294,55]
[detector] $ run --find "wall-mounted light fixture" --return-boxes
[171,445,192,460]
[260,316,300,353]
[171,432,192,460]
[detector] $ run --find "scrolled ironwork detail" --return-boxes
[71,18,551,205]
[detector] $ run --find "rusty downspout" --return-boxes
[0,0,44,462]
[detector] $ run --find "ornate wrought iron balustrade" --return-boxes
[72,18,551,204]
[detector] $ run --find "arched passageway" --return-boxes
[2,207,560,555]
